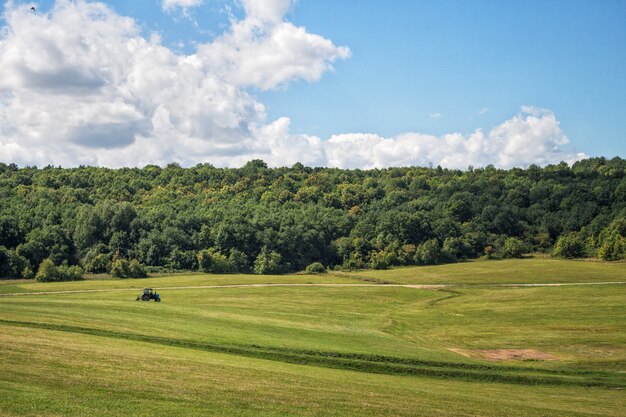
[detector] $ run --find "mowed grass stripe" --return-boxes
[1,319,620,388]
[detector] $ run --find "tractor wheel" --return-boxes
[155,298,161,302]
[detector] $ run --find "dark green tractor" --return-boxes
[136,288,161,302]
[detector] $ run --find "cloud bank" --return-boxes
[0,0,585,169]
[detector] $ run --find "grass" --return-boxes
[338,257,626,285]
[0,272,357,295]
[0,258,624,416]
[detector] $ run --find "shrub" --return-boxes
[483,245,496,259]
[397,244,417,265]
[597,219,626,261]
[197,249,232,273]
[35,258,58,282]
[253,248,282,274]
[415,239,442,265]
[81,244,111,273]
[112,258,148,278]
[111,258,131,278]
[553,233,586,258]
[167,249,197,271]
[36,259,83,282]
[57,264,84,281]
[501,237,526,258]
[597,232,625,261]
[88,253,111,273]
[305,262,326,274]
[367,250,394,270]
[342,251,365,270]
[128,259,148,278]
[21,266,34,279]
[442,237,474,262]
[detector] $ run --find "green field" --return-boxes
[1,259,625,416]
[338,257,626,285]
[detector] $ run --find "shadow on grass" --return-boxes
[1,319,623,389]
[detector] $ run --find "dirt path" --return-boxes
[0,281,624,297]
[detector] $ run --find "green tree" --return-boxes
[0,246,30,279]
[367,249,395,270]
[36,259,58,282]
[501,237,526,258]
[197,249,232,273]
[597,232,625,261]
[342,251,365,270]
[128,259,148,278]
[111,257,147,278]
[415,239,442,265]
[228,248,250,273]
[36,259,83,282]
[253,248,282,274]
[111,258,131,278]
[553,233,586,258]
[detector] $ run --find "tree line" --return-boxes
[0,157,624,280]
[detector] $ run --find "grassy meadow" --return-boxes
[338,257,626,285]
[1,258,624,416]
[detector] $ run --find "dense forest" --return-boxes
[0,157,625,279]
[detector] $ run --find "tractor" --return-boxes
[136,288,161,302]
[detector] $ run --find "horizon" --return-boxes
[3,155,623,171]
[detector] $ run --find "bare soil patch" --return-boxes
[449,348,558,361]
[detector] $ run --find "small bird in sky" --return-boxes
[30,6,36,13]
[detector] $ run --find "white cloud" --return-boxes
[240,0,291,24]
[162,0,203,13]
[427,112,442,119]
[324,107,586,169]
[0,1,585,170]
[0,0,345,167]
[196,1,350,90]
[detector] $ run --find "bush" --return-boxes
[21,266,34,279]
[501,237,526,258]
[81,244,111,273]
[415,239,442,265]
[483,245,496,259]
[128,259,148,278]
[36,259,83,282]
[397,244,417,265]
[597,219,626,261]
[253,248,282,274]
[111,258,131,278]
[112,258,148,278]
[367,250,395,270]
[305,262,326,274]
[442,237,474,262]
[597,232,625,261]
[553,233,586,258]
[36,259,57,282]
[57,264,84,281]
[197,249,232,273]
[167,249,198,271]
[342,251,365,270]
[88,253,111,273]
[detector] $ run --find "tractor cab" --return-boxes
[136,288,161,302]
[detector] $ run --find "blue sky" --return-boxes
[0,0,624,168]
[278,0,626,157]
